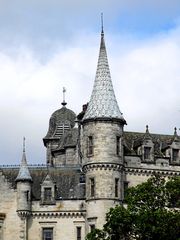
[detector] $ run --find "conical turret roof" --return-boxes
[83,29,126,123]
[16,139,32,182]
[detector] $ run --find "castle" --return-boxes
[0,27,180,240]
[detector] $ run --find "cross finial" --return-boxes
[61,87,67,107]
[23,137,26,153]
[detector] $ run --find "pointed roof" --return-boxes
[16,138,32,182]
[143,125,152,141]
[83,28,126,123]
[172,127,180,142]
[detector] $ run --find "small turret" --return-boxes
[16,138,32,214]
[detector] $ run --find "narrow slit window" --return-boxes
[115,178,119,197]
[116,136,120,155]
[90,224,95,232]
[76,227,81,240]
[90,178,95,197]
[88,136,93,155]
[124,182,129,199]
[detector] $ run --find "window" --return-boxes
[115,178,119,197]
[0,213,5,240]
[42,228,53,240]
[144,147,151,160]
[124,182,129,199]
[90,178,95,197]
[90,225,95,232]
[25,190,30,202]
[116,136,120,155]
[172,149,179,161]
[76,227,81,240]
[44,188,52,202]
[88,136,93,155]
[0,226,2,240]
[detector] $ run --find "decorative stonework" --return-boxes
[32,211,86,218]
[83,163,123,173]
[17,211,31,218]
[125,167,180,176]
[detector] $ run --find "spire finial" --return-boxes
[101,13,104,34]
[174,127,177,136]
[61,87,67,107]
[146,125,149,133]
[23,137,26,153]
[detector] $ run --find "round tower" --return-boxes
[16,138,32,214]
[81,27,126,232]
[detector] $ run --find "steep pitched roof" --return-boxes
[15,148,32,182]
[2,166,85,200]
[83,30,125,123]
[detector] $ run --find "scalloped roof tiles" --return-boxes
[83,31,125,121]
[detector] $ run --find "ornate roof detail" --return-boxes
[173,127,180,142]
[16,138,32,182]
[143,125,152,141]
[44,106,76,142]
[61,87,67,107]
[83,29,125,123]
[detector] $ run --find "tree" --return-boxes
[86,175,180,240]
[85,228,105,240]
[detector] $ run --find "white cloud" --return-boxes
[0,24,180,164]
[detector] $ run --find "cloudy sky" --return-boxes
[1,0,180,165]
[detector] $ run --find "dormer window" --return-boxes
[172,149,179,161]
[41,174,56,205]
[144,146,151,160]
[44,188,52,202]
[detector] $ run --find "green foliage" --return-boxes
[104,205,133,240]
[85,175,180,240]
[166,177,180,208]
[85,228,105,240]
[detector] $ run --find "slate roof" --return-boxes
[123,131,176,156]
[53,128,78,153]
[83,30,125,123]
[1,166,85,200]
[15,151,32,182]
[44,106,76,141]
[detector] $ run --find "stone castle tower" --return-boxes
[80,28,126,229]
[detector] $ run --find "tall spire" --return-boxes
[101,13,104,34]
[16,137,32,182]
[83,17,125,123]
